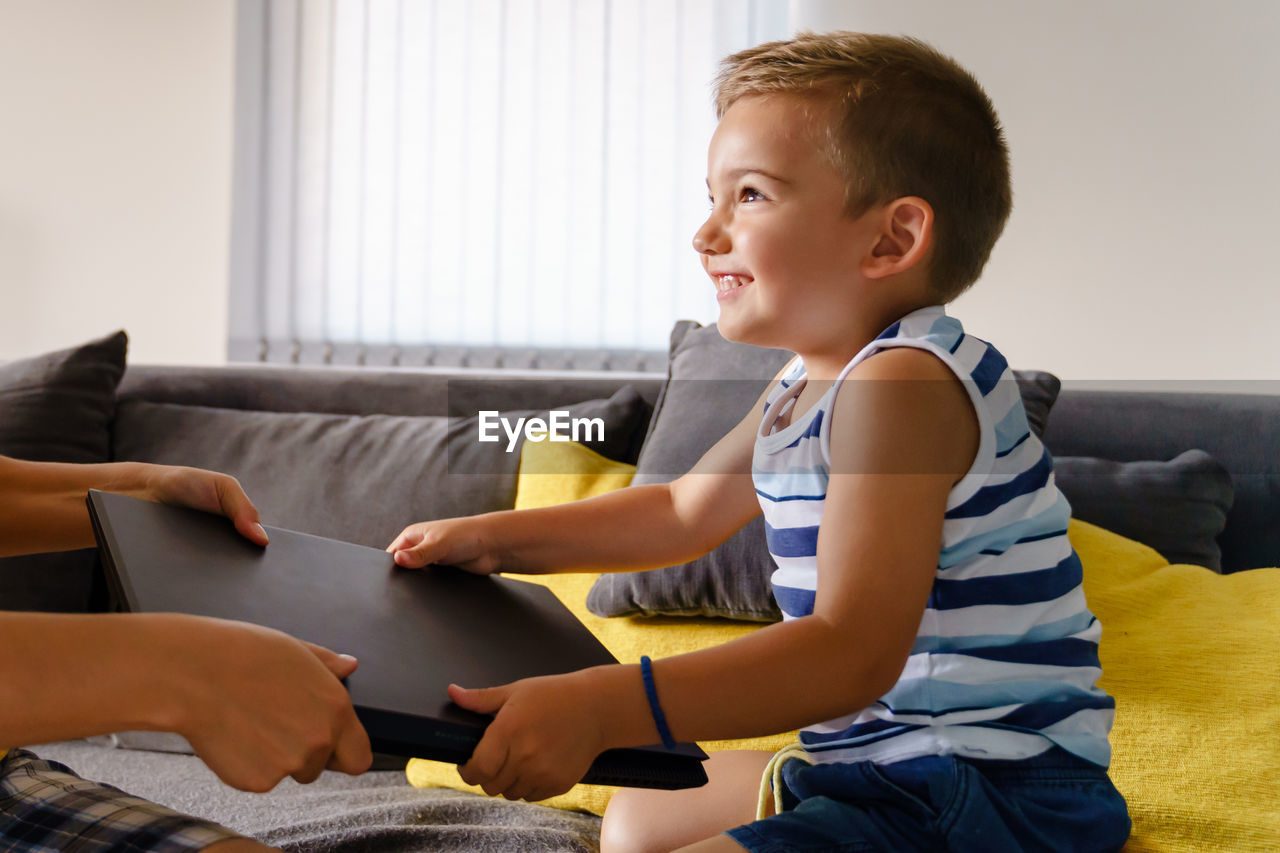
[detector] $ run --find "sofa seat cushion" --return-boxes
[1075,520,1280,852]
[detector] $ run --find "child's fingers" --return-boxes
[392,543,436,568]
[457,737,509,789]
[504,778,535,802]
[525,784,560,803]
[384,527,421,553]
[484,763,523,799]
[447,683,510,715]
[388,528,443,568]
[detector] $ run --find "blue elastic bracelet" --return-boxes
[640,655,678,751]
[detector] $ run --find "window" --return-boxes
[230,0,789,368]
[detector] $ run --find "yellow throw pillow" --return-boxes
[1071,519,1280,852]
[406,440,794,814]
[511,438,638,510]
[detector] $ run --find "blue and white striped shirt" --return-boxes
[753,305,1114,767]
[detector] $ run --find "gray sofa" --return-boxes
[8,327,1280,851]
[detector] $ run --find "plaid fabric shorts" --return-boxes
[0,749,246,852]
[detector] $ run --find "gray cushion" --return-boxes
[588,321,1063,621]
[111,387,649,549]
[1040,389,1280,573]
[1053,449,1234,571]
[0,331,128,612]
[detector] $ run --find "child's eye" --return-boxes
[740,187,765,203]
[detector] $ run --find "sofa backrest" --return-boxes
[1043,389,1280,573]
[118,364,665,420]
[119,366,1280,573]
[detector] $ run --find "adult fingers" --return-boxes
[215,475,269,546]
[326,708,373,776]
[303,641,359,680]
[290,745,331,785]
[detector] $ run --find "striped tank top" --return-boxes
[753,305,1114,767]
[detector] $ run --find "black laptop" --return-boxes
[86,490,708,789]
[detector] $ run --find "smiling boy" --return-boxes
[389,32,1129,852]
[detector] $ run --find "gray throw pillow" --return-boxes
[1053,449,1233,571]
[587,321,1063,621]
[0,331,128,612]
[111,387,649,550]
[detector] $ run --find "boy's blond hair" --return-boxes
[715,32,1012,302]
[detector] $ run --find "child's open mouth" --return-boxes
[714,274,752,300]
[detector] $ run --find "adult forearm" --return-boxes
[0,612,188,747]
[0,458,157,557]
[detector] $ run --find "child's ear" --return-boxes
[862,197,934,279]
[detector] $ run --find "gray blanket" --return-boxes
[32,741,602,852]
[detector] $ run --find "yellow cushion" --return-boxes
[510,439,638,511]
[1072,519,1280,852]
[405,440,795,814]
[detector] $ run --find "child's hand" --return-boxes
[386,516,500,574]
[448,672,607,802]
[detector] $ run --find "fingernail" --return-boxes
[254,523,268,540]
[339,654,357,663]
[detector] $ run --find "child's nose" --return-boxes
[692,214,728,255]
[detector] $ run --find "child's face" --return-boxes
[694,94,880,352]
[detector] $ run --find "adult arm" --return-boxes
[0,454,370,791]
[0,455,268,557]
[0,610,372,791]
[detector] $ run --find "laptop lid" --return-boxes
[86,489,707,789]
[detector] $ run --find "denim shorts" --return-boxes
[726,748,1130,853]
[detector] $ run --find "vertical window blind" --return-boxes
[230,0,789,368]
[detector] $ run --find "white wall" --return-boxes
[793,0,1280,380]
[2,2,1277,379]
[0,0,234,365]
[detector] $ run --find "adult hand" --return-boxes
[386,516,500,574]
[448,670,607,802]
[145,466,269,546]
[158,615,372,792]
